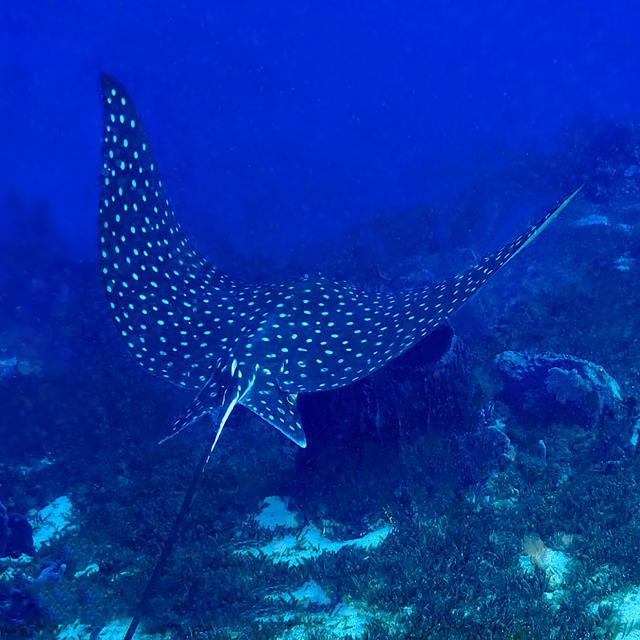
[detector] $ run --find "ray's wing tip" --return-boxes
[568,183,585,201]
[552,184,584,218]
[99,72,116,93]
[99,73,129,102]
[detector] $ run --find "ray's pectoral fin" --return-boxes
[414,186,583,333]
[159,375,221,445]
[242,381,307,448]
[159,360,248,448]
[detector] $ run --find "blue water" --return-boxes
[2,2,639,263]
[2,2,640,638]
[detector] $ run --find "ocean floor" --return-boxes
[2,146,640,638]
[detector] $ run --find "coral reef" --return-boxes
[2,120,640,638]
[0,586,40,630]
[495,351,623,428]
[0,500,34,558]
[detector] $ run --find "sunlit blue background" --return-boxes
[1,1,639,265]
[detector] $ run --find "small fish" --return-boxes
[98,74,580,451]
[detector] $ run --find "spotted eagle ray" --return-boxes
[98,75,579,638]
